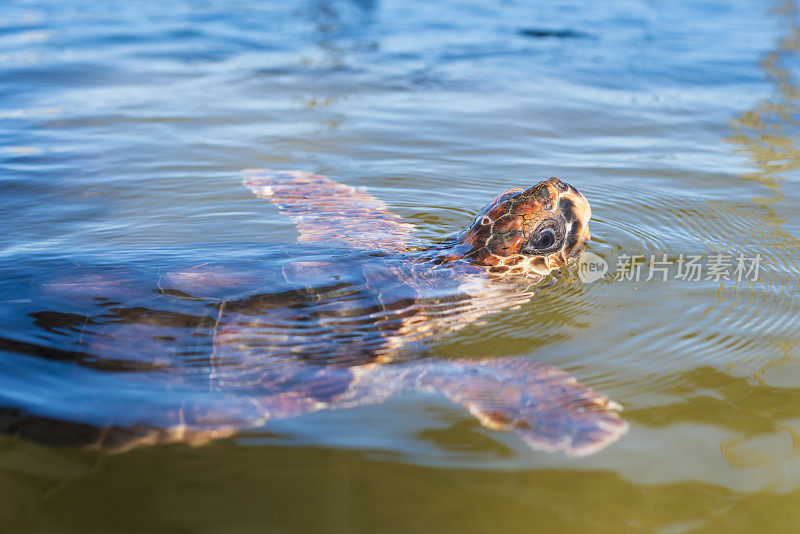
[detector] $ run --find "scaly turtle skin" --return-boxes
[0,171,626,456]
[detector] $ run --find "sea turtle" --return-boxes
[0,171,627,456]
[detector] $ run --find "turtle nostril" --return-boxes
[547,177,568,192]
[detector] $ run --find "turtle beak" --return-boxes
[558,184,592,258]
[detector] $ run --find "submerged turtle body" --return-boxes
[0,171,626,456]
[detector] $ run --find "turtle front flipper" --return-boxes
[349,357,628,456]
[413,357,627,456]
[243,170,414,251]
[249,356,628,457]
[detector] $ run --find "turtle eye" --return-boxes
[536,228,556,249]
[523,223,563,255]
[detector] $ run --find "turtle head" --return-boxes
[456,177,591,277]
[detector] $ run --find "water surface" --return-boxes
[2,0,800,531]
